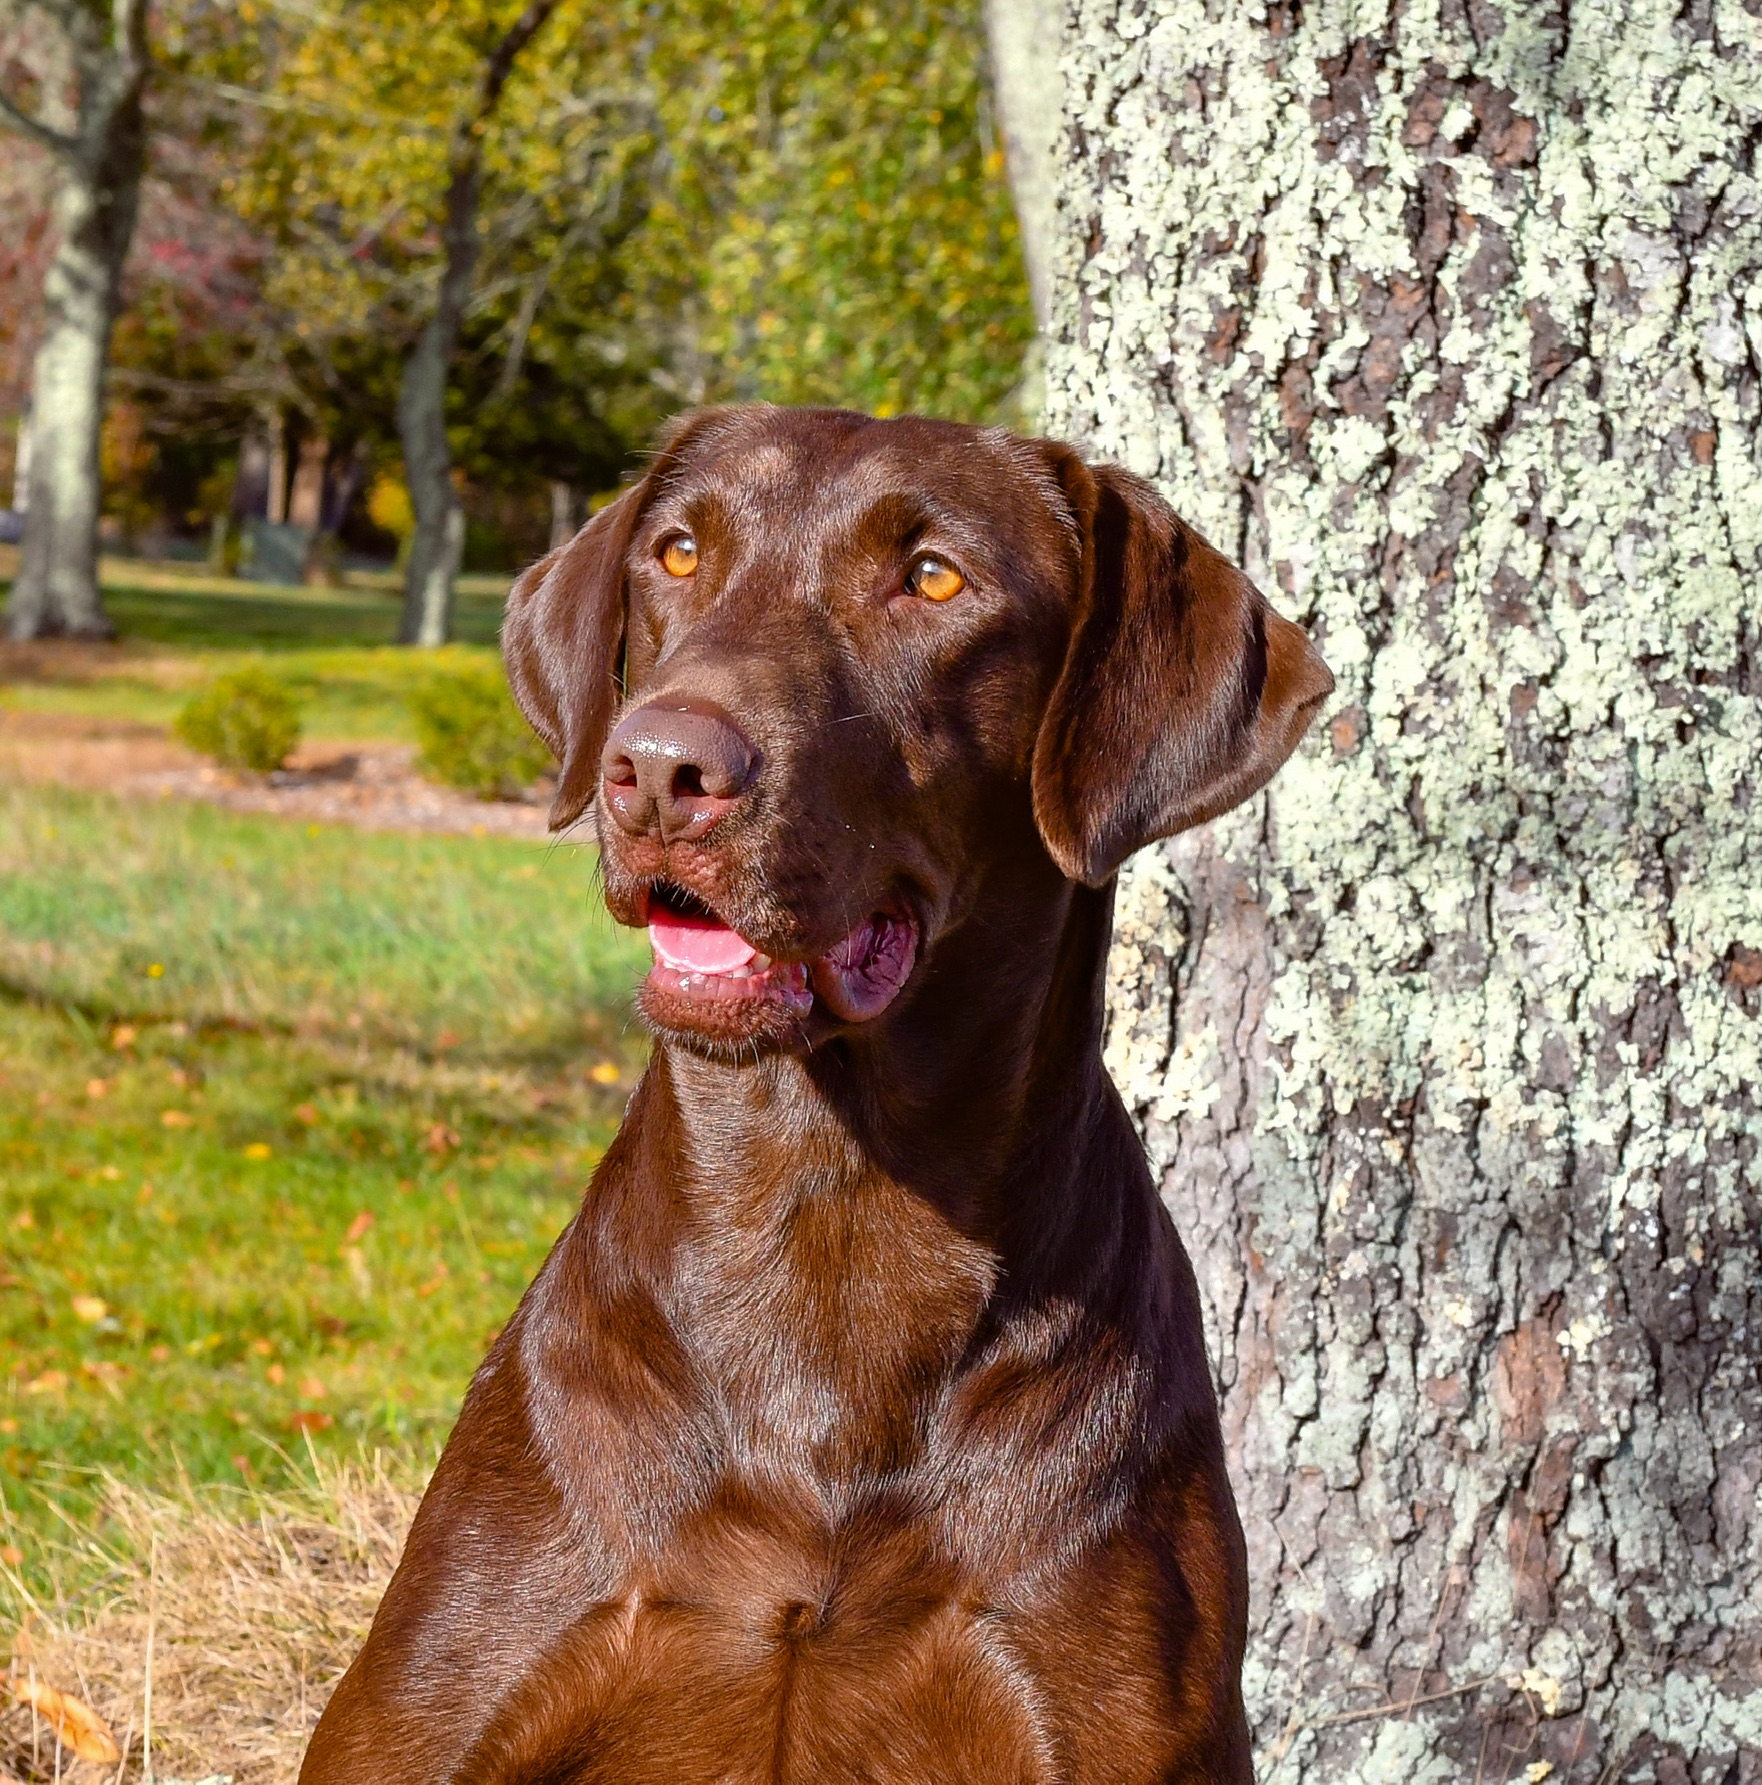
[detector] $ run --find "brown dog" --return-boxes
[301,406,1331,1785]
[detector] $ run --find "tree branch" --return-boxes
[115,0,148,68]
[0,87,80,161]
[478,0,560,120]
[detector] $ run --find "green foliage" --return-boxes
[173,666,304,773]
[639,0,1035,421]
[409,667,552,799]
[234,0,1031,485]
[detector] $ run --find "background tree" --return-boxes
[246,0,662,637]
[391,0,557,647]
[1,0,149,638]
[1045,4,1762,1781]
[636,0,1033,422]
[0,3,1031,612]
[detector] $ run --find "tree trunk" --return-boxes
[982,0,1063,332]
[1050,5,1762,1782]
[548,478,579,551]
[2,3,149,641]
[396,206,473,646]
[396,0,560,647]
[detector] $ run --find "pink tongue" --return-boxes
[649,908,758,975]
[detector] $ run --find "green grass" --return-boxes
[0,552,517,744]
[0,781,649,1585]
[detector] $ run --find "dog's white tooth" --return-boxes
[750,953,773,972]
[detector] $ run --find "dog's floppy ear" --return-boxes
[502,410,720,832]
[1031,448,1334,888]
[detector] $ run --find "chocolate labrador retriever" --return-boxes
[301,406,1331,1784]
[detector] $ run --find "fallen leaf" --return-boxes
[81,1360,130,1395]
[299,1376,327,1399]
[242,1141,272,1160]
[24,1371,67,1396]
[85,1078,108,1099]
[344,1209,374,1243]
[13,1677,122,1764]
[0,1544,22,1567]
[293,1101,320,1124]
[111,1024,137,1049]
[160,1109,195,1128]
[589,1061,621,1085]
[424,1122,460,1155]
[289,1409,333,1434]
[266,1361,285,1385]
[71,1294,108,1324]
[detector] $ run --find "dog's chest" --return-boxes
[498,1482,1176,1785]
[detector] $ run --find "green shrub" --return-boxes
[408,667,551,799]
[173,667,303,773]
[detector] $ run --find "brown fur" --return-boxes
[300,407,1332,1785]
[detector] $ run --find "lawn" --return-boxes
[0,559,649,1619]
[0,549,516,744]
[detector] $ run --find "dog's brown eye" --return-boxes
[906,556,963,602]
[659,534,698,578]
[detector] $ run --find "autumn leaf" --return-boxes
[344,1209,374,1243]
[12,1678,122,1765]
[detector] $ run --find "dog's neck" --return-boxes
[657,856,1117,1249]
[627,854,1147,1474]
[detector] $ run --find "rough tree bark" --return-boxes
[1,0,149,640]
[1045,3,1762,1781]
[397,0,559,647]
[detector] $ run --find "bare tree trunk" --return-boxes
[548,478,578,550]
[1,0,149,640]
[397,0,559,647]
[287,429,327,531]
[1051,4,1762,1782]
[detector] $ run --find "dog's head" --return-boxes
[505,406,1332,1056]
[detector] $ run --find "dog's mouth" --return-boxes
[642,881,918,1028]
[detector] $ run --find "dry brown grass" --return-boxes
[1,1456,420,1784]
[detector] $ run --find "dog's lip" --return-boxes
[637,884,920,1026]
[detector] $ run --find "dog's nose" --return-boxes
[600,700,757,841]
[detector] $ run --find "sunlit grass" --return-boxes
[0,782,649,1580]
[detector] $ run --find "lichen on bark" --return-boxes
[1048,1,1762,1779]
